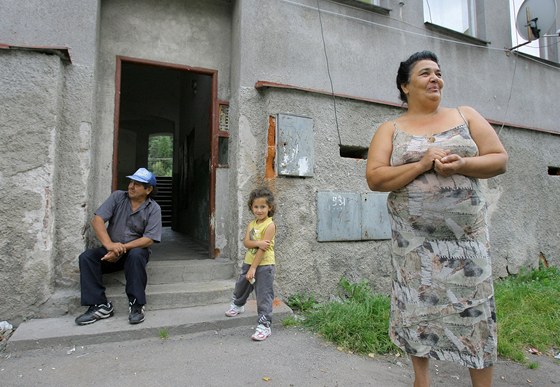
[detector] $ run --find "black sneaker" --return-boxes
[75,302,114,325]
[128,302,145,324]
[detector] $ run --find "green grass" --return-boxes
[159,328,169,340]
[285,278,396,355]
[284,266,560,365]
[494,265,560,363]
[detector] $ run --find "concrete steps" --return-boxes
[52,259,237,314]
[106,280,235,311]
[7,300,293,352]
[103,259,236,310]
[147,258,234,283]
[6,258,292,352]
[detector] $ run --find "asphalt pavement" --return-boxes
[2,323,559,387]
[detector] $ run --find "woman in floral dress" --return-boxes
[366,51,508,387]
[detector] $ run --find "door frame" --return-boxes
[112,55,219,258]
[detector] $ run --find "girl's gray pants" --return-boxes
[231,263,276,327]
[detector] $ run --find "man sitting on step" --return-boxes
[75,168,162,326]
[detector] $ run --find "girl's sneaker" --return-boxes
[251,324,271,341]
[225,303,245,317]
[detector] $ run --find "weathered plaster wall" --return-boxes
[0,0,100,322]
[230,0,560,299]
[236,0,560,133]
[1,0,559,322]
[95,0,233,248]
[234,87,395,296]
[491,127,560,273]
[233,86,560,301]
[0,51,61,320]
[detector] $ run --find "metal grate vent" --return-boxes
[219,104,229,132]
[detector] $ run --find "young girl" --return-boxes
[225,187,277,341]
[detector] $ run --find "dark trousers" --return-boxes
[232,263,275,327]
[78,247,149,306]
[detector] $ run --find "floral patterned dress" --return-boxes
[387,116,497,369]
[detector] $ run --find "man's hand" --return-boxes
[101,250,121,263]
[106,242,127,256]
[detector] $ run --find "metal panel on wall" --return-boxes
[317,191,361,241]
[276,113,314,177]
[317,191,392,242]
[361,192,391,240]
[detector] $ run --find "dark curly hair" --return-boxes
[247,187,276,217]
[396,51,439,104]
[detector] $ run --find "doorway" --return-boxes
[112,57,218,259]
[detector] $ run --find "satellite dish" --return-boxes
[515,0,557,41]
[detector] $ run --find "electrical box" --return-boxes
[361,192,391,240]
[317,192,362,241]
[276,113,314,177]
[317,191,391,241]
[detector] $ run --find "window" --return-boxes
[424,0,477,37]
[509,0,559,63]
[356,0,381,5]
[334,0,390,14]
[217,102,230,167]
[148,134,173,177]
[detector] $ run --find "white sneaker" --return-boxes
[225,303,245,317]
[251,324,271,341]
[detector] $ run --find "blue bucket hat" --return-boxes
[127,168,157,187]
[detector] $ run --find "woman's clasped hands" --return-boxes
[421,147,465,177]
[435,153,466,177]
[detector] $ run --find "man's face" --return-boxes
[128,180,152,201]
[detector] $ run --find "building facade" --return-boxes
[1,0,559,324]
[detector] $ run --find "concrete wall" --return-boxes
[235,0,560,132]
[230,0,560,299]
[1,0,234,323]
[0,0,100,322]
[95,0,232,203]
[1,0,559,322]
[0,51,61,320]
[95,0,233,247]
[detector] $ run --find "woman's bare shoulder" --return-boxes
[456,105,480,118]
[377,120,397,135]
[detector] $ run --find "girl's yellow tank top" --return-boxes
[243,217,275,265]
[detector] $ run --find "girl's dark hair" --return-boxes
[247,187,276,217]
[396,51,439,103]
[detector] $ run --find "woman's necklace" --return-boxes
[404,108,440,143]
[425,108,439,143]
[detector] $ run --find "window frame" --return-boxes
[217,101,230,168]
[333,0,391,15]
[423,0,488,43]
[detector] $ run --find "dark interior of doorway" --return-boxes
[117,60,212,260]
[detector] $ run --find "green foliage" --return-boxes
[282,316,301,327]
[159,328,169,340]
[148,135,173,177]
[287,292,317,312]
[284,268,560,365]
[285,278,396,355]
[494,266,560,364]
[528,362,539,369]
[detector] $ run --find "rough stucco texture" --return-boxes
[0,51,62,320]
[234,87,396,300]
[233,86,560,302]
